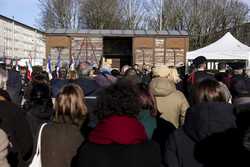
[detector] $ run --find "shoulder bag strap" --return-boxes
[35,123,47,155]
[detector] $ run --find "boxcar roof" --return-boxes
[46,29,188,37]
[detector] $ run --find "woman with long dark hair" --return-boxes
[75,79,161,167]
[136,83,157,138]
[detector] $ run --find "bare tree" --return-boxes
[144,0,162,30]
[39,0,249,47]
[79,0,123,29]
[119,0,146,29]
[146,0,249,49]
[187,0,249,49]
[38,0,80,30]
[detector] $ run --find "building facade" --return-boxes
[0,15,46,65]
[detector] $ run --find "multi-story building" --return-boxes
[0,15,46,66]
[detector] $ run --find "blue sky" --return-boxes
[0,0,40,28]
[0,0,250,29]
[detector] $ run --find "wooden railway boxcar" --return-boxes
[46,29,188,69]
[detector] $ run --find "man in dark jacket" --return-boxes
[229,62,250,104]
[186,56,214,104]
[24,83,53,140]
[164,102,236,167]
[190,56,214,83]
[7,70,22,105]
[214,62,229,84]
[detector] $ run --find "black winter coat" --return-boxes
[214,72,228,83]
[230,74,249,99]
[152,117,176,159]
[24,100,53,140]
[0,101,33,167]
[164,102,236,167]
[75,141,161,167]
[193,105,250,167]
[193,71,214,84]
[7,70,22,105]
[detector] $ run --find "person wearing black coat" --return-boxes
[0,101,33,167]
[163,102,236,167]
[7,70,22,105]
[230,72,250,105]
[188,56,214,84]
[186,56,214,104]
[24,83,53,140]
[76,141,160,167]
[214,62,229,85]
[188,104,250,167]
[228,62,248,101]
[152,117,176,161]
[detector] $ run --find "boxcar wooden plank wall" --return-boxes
[71,37,103,65]
[154,38,165,65]
[46,33,189,68]
[165,37,187,66]
[46,36,71,66]
[133,37,188,67]
[133,37,154,66]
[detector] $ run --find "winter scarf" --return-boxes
[89,115,147,144]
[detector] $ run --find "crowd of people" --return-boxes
[0,55,250,167]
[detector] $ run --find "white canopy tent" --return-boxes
[187,32,250,69]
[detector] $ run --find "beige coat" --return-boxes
[0,129,9,167]
[150,77,189,128]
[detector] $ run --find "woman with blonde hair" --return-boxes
[153,66,181,83]
[168,67,185,93]
[152,65,184,92]
[150,65,189,128]
[168,67,182,84]
[38,84,87,167]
